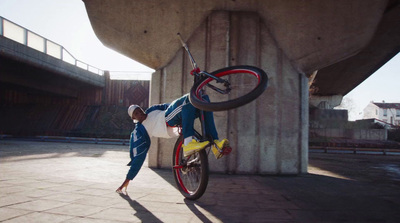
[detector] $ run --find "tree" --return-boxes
[335,96,359,121]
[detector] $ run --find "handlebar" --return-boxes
[177,33,198,70]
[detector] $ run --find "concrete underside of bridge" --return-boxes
[0,36,105,98]
[83,0,400,174]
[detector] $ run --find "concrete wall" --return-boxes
[309,108,348,129]
[309,128,387,141]
[148,11,308,174]
[309,107,388,141]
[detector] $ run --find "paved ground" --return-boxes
[1,140,400,222]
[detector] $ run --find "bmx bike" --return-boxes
[172,34,268,200]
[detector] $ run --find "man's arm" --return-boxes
[126,149,147,180]
[116,123,150,193]
[116,145,148,193]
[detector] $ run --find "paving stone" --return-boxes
[87,207,143,222]
[76,188,117,197]
[41,193,90,203]
[62,217,125,223]
[45,203,107,217]
[73,195,121,207]
[7,199,69,212]
[45,184,86,193]
[150,212,193,223]
[1,212,74,223]
[0,195,33,207]
[0,207,32,221]
[24,189,59,198]
[0,185,34,194]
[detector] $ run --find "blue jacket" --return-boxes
[126,104,169,180]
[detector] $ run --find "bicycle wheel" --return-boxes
[190,65,268,111]
[172,135,209,200]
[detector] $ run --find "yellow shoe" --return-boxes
[212,139,230,159]
[214,139,229,149]
[183,139,210,157]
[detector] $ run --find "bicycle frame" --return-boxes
[177,33,234,157]
[178,33,212,144]
[174,33,263,200]
[177,33,230,93]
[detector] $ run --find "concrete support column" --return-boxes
[148,11,308,174]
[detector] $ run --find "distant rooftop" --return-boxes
[372,102,400,109]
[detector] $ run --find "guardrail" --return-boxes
[0,16,103,75]
[310,146,400,156]
[0,134,129,146]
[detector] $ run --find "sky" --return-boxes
[0,0,399,120]
[339,53,400,120]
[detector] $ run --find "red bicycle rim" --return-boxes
[174,140,190,194]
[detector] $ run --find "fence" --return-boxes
[104,71,150,107]
[0,16,103,75]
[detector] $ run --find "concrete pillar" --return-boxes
[148,11,308,174]
[103,71,110,105]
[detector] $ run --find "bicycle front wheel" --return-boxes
[172,136,209,200]
[190,65,268,111]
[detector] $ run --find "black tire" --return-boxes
[172,135,209,200]
[190,65,268,111]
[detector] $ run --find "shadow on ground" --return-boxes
[152,153,400,222]
[118,192,163,223]
[0,139,127,162]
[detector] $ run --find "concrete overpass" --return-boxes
[1,17,155,139]
[0,16,105,98]
[83,0,400,175]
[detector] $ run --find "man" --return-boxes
[116,94,229,192]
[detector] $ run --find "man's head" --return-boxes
[127,105,146,123]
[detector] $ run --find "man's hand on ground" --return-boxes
[116,179,130,193]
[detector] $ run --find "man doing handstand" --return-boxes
[116,94,229,192]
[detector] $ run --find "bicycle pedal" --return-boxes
[212,146,232,159]
[222,146,232,155]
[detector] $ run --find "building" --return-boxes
[363,101,400,126]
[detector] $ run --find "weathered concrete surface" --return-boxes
[148,11,308,174]
[83,0,400,97]
[83,0,387,73]
[312,3,400,96]
[309,108,388,141]
[310,128,387,141]
[1,140,400,222]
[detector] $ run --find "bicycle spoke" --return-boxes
[206,83,231,94]
[190,66,268,111]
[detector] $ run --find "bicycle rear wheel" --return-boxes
[172,136,209,200]
[190,65,268,111]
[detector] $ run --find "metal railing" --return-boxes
[0,16,103,75]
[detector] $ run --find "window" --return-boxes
[397,109,400,117]
[383,109,387,116]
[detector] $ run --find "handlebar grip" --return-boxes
[177,33,186,47]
